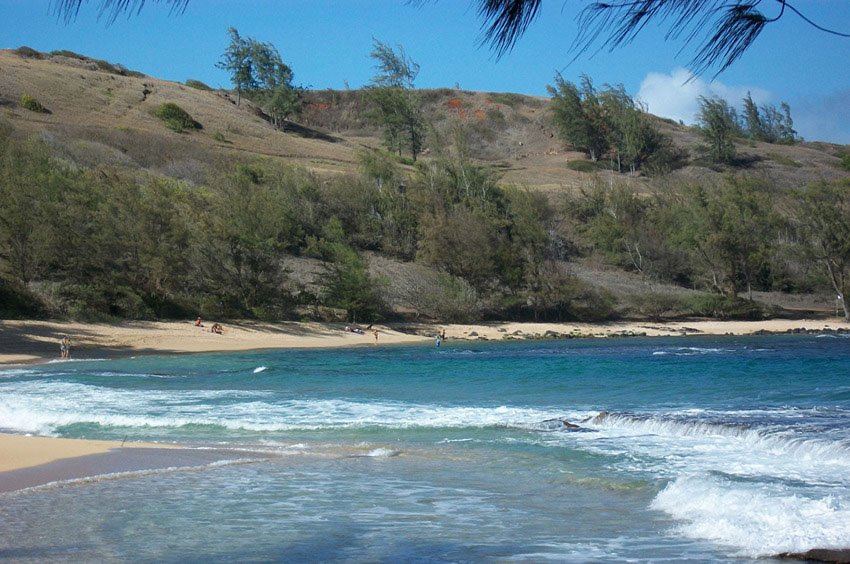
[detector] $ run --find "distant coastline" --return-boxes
[1,318,846,366]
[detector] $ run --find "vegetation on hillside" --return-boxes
[1,112,848,322]
[1,45,849,323]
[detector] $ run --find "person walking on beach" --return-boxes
[373,329,379,345]
[60,336,71,359]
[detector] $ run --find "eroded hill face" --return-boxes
[1,48,847,193]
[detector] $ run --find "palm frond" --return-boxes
[52,0,189,24]
[475,0,544,58]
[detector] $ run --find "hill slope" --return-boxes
[2,48,847,192]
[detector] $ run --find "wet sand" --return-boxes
[0,434,266,494]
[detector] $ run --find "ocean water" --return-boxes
[1,334,849,562]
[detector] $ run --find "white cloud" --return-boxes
[636,68,770,125]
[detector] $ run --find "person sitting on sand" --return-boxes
[194,316,204,327]
[210,323,223,334]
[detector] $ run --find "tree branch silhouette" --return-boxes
[52,0,849,75]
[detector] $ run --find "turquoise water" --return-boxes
[1,334,849,562]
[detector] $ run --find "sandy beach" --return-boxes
[1,317,846,366]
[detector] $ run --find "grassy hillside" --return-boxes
[3,48,846,191]
[2,47,849,321]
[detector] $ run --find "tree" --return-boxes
[368,39,419,89]
[249,39,293,92]
[671,178,777,298]
[549,75,671,172]
[697,96,740,164]
[548,74,609,162]
[365,40,425,161]
[0,138,58,284]
[263,84,302,130]
[216,27,254,106]
[196,165,299,315]
[742,92,765,142]
[741,92,797,144]
[216,28,301,124]
[792,180,850,321]
[319,218,384,322]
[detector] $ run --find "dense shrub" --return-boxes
[14,46,42,59]
[20,94,49,113]
[682,294,769,320]
[629,292,683,321]
[840,153,850,171]
[567,160,601,173]
[50,49,87,60]
[154,103,202,133]
[185,79,213,91]
[487,92,525,108]
[0,279,45,318]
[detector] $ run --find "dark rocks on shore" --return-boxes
[753,327,849,337]
[786,327,850,335]
[776,548,850,563]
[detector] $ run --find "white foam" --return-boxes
[0,379,567,434]
[44,358,109,364]
[651,347,737,357]
[0,368,39,378]
[651,474,850,557]
[361,448,400,458]
[578,413,850,485]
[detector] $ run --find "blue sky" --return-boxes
[2,0,849,143]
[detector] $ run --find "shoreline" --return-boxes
[1,317,846,366]
[2,319,848,562]
[0,434,266,494]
